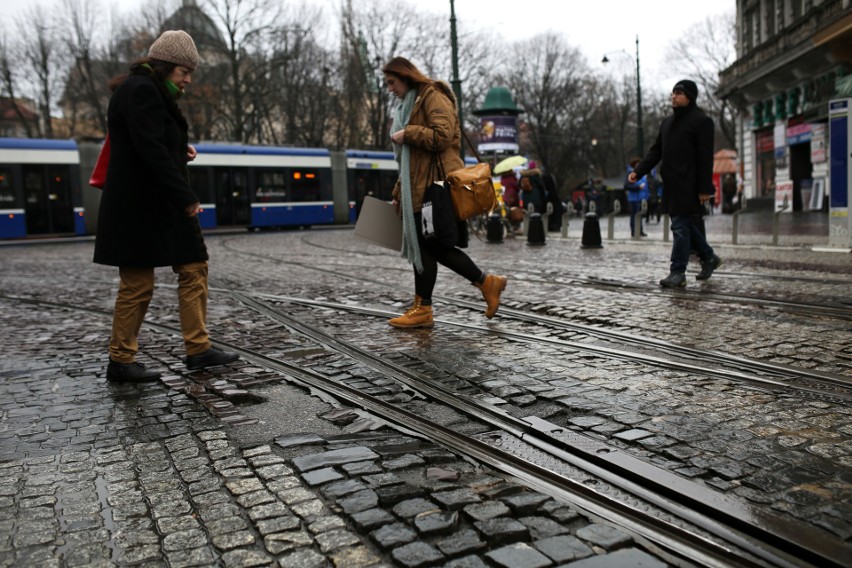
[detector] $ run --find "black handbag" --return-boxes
[422,180,458,249]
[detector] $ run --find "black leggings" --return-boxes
[413,213,483,301]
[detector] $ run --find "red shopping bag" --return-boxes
[89,135,110,189]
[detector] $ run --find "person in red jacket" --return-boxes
[629,80,722,288]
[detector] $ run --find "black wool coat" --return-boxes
[93,69,207,268]
[633,102,714,217]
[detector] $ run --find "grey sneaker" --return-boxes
[696,255,722,280]
[659,272,686,288]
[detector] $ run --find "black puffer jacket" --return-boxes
[93,65,207,267]
[633,102,714,217]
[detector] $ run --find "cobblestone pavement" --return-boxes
[0,216,850,567]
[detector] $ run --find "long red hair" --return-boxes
[382,57,432,90]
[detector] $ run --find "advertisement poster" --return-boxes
[478,116,519,153]
[811,124,826,163]
[775,180,794,213]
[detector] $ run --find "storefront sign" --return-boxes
[773,123,787,159]
[811,124,826,163]
[786,123,811,145]
[478,115,519,153]
[775,180,794,213]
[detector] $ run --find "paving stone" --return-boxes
[341,461,383,476]
[162,529,208,551]
[156,515,201,534]
[249,502,290,521]
[414,509,459,536]
[165,546,215,568]
[375,483,426,506]
[257,464,295,480]
[308,514,347,534]
[263,529,313,554]
[362,472,404,488]
[392,498,440,520]
[226,478,265,495]
[211,530,256,550]
[221,548,273,567]
[278,547,326,568]
[486,542,553,568]
[391,541,445,567]
[275,433,325,448]
[339,489,379,515]
[267,476,302,494]
[383,454,426,470]
[501,492,550,514]
[474,517,530,545]
[302,467,343,486]
[520,515,570,539]
[322,479,367,499]
[255,515,301,535]
[291,447,379,472]
[350,508,395,531]
[563,547,667,567]
[291,498,327,519]
[575,523,633,550]
[463,500,511,521]
[444,555,490,568]
[314,528,361,553]
[533,534,594,563]
[432,488,481,510]
[371,521,418,549]
[327,545,382,567]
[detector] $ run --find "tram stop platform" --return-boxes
[0,211,850,568]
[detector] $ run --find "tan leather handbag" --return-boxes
[446,130,496,220]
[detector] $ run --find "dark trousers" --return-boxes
[413,214,483,301]
[670,215,714,273]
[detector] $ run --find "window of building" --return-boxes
[765,0,776,38]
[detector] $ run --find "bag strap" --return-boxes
[460,128,483,163]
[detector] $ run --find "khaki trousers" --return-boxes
[109,261,211,363]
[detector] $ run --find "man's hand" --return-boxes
[391,130,405,145]
[186,202,200,217]
[187,144,197,162]
[627,172,638,183]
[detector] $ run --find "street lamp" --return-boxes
[602,35,644,157]
[449,0,464,159]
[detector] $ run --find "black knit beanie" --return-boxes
[672,79,698,101]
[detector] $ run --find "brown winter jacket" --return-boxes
[392,81,465,212]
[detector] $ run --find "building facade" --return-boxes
[718,0,851,211]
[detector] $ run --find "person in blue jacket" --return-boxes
[624,157,649,237]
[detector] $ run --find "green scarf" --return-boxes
[141,63,183,100]
[392,90,421,273]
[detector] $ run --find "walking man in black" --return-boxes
[628,79,722,287]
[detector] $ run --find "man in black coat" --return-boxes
[629,79,722,288]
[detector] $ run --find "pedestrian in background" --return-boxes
[94,30,239,382]
[384,56,507,328]
[624,157,649,237]
[629,79,722,288]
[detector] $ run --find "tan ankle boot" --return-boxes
[475,274,507,318]
[389,297,434,328]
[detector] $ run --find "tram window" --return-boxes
[0,168,15,206]
[24,170,43,205]
[255,170,287,202]
[290,169,322,202]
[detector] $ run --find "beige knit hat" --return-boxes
[148,30,199,71]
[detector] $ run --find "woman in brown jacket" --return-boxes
[383,57,506,328]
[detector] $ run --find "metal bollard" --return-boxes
[662,215,670,242]
[561,202,574,238]
[581,209,603,249]
[773,198,789,246]
[527,203,547,246]
[606,199,621,240]
[486,211,504,243]
[633,199,647,240]
[731,197,746,245]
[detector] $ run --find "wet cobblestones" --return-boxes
[1,226,850,565]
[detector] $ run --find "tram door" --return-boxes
[214,167,251,226]
[22,165,74,234]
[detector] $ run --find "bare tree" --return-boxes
[496,33,589,187]
[17,5,66,138]
[665,10,737,149]
[0,26,36,138]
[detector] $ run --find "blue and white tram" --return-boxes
[189,144,335,230]
[345,150,399,223]
[0,138,84,239]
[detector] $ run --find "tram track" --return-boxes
[238,292,851,402]
[4,291,847,568]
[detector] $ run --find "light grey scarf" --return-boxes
[391,89,422,273]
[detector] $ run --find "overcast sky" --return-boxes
[0,0,734,94]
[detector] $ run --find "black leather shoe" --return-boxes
[696,255,722,280]
[107,360,161,382]
[185,346,240,370]
[659,272,686,288]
